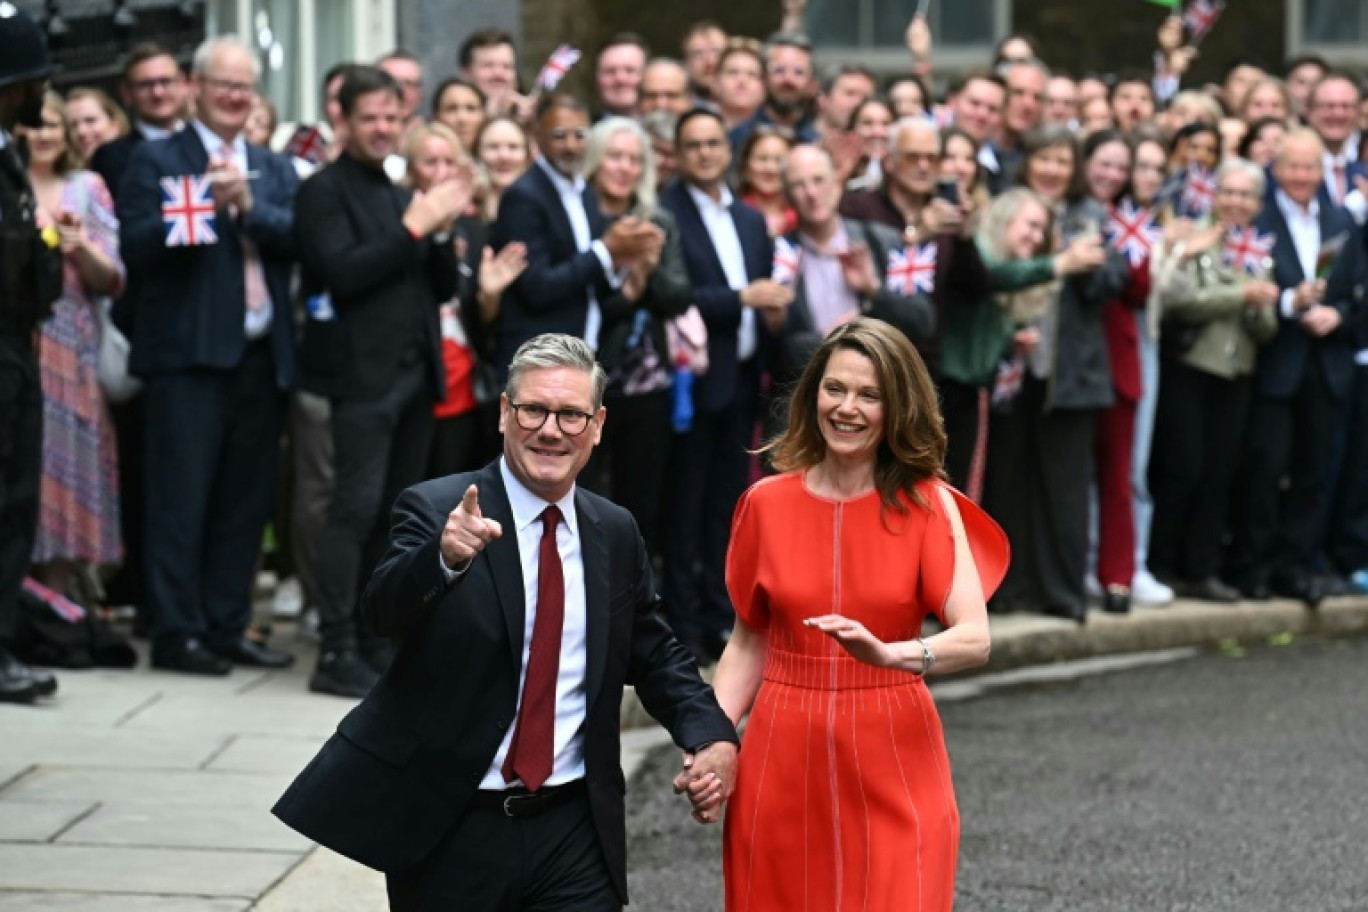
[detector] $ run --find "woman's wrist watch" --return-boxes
[917,638,936,675]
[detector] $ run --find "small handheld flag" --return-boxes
[1105,200,1162,267]
[772,236,803,285]
[536,44,583,92]
[1222,226,1275,275]
[284,124,327,165]
[161,175,218,247]
[886,243,937,295]
[1179,166,1216,219]
[1182,0,1226,45]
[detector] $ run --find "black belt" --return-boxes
[471,779,586,819]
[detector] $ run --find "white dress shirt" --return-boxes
[1322,149,1353,207]
[535,156,619,352]
[1274,190,1321,321]
[191,120,272,338]
[135,118,180,141]
[477,457,589,790]
[685,182,757,361]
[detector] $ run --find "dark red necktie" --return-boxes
[502,505,564,792]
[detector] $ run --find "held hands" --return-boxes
[672,742,739,825]
[440,485,503,569]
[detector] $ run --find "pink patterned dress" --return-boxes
[31,170,124,566]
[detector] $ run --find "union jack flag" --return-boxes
[284,124,327,165]
[536,44,582,91]
[886,243,937,296]
[1222,226,1275,275]
[1105,199,1161,268]
[1180,167,1216,219]
[161,175,217,247]
[1182,0,1226,44]
[772,236,802,285]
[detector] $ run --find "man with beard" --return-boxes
[0,2,62,704]
[728,33,818,150]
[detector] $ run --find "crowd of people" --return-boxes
[2,5,1368,707]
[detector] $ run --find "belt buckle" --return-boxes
[502,793,534,818]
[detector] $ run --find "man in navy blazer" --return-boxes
[117,36,298,675]
[489,94,660,375]
[1230,129,1368,607]
[659,108,791,663]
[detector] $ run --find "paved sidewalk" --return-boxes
[1,593,1365,910]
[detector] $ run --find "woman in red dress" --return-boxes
[702,318,1009,911]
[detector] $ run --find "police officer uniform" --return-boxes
[0,2,63,704]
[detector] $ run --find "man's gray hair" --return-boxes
[996,56,1051,83]
[1216,156,1267,200]
[886,116,939,157]
[192,36,261,80]
[506,334,608,411]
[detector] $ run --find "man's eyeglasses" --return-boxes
[129,77,179,93]
[681,137,726,154]
[202,76,255,97]
[509,402,596,436]
[549,128,588,142]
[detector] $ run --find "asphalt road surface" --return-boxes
[625,635,1368,911]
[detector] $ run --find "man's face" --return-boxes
[1112,82,1155,132]
[1308,78,1360,151]
[379,58,423,122]
[1285,63,1325,119]
[952,78,1004,143]
[885,124,940,197]
[499,367,603,504]
[465,44,518,102]
[193,47,256,138]
[677,115,731,186]
[1004,65,1046,137]
[124,54,186,128]
[715,52,764,114]
[537,106,590,177]
[651,135,677,187]
[1274,136,1325,207]
[765,46,814,114]
[640,63,691,116]
[1223,65,1263,113]
[596,44,646,115]
[784,147,839,229]
[345,89,403,166]
[1044,76,1079,127]
[818,72,875,132]
[684,27,726,93]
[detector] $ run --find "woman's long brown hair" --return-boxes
[764,318,947,517]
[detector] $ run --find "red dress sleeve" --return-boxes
[917,482,1011,623]
[725,483,770,631]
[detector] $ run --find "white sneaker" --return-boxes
[273,577,304,619]
[1132,570,1174,606]
[1085,575,1104,601]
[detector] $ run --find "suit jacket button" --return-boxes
[496,718,508,730]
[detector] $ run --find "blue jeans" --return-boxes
[1132,313,1160,574]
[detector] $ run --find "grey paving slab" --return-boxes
[0,844,301,896]
[203,735,329,775]
[57,802,311,853]
[120,691,353,740]
[0,730,229,771]
[0,894,249,912]
[0,799,95,841]
[0,768,292,810]
[254,847,386,912]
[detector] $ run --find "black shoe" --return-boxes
[152,639,233,676]
[1189,577,1240,604]
[310,649,380,698]
[1041,604,1087,624]
[1319,573,1351,599]
[1273,574,1325,610]
[27,666,58,697]
[1236,578,1272,601]
[211,637,295,669]
[359,640,396,677]
[1102,586,1131,615]
[0,649,39,705]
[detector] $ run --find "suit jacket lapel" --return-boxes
[477,464,527,670]
[576,489,610,711]
[1261,205,1305,285]
[674,184,730,285]
[531,164,579,254]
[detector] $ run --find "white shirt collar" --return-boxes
[686,180,733,212]
[136,118,180,141]
[1275,189,1319,221]
[536,155,586,195]
[191,119,247,163]
[499,457,579,538]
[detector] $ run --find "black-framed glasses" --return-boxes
[509,402,595,436]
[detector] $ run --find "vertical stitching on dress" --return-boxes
[828,501,843,911]
[886,686,924,909]
[742,698,780,912]
[852,681,871,912]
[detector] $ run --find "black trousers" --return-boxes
[0,333,42,641]
[103,395,146,611]
[429,402,498,480]
[663,373,755,648]
[1327,364,1368,573]
[589,390,673,558]
[939,377,981,492]
[386,793,620,912]
[1230,364,1343,585]
[1147,360,1252,582]
[984,376,1096,618]
[142,342,285,655]
[315,366,433,653]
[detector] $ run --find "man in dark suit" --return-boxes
[489,93,659,375]
[274,334,738,911]
[1230,129,1368,606]
[660,108,788,663]
[295,66,466,697]
[91,43,188,205]
[117,36,298,674]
